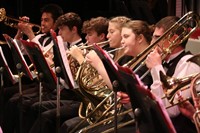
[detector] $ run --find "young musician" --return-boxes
[28,12,84,133]
[67,16,109,65]
[83,20,154,132]
[60,16,110,133]
[145,16,200,133]
[60,16,135,133]
[1,4,64,133]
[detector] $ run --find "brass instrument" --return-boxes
[28,43,54,70]
[190,73,200,132]
[76,109,134,133]
[123,11,199,76]
[0,40,7,45]
[0,8,41,34]
[68,40,110,79]
[76,11,200,132]
[160,52,200,108]
[75,61,116,123]
[79,40,110,50]
[160,71,200,105]
[68,42,127,132]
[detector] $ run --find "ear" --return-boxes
[137,34,144,44]
[72,26,77,33]
[99,33,106,40]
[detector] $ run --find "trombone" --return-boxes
[160,72,200,109]
[0,8,41,34]
[161,52,200,108]
[123,11,199,80]
[75,11,200,132]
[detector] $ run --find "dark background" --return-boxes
[1,0,200,40]
[0,0,169,40]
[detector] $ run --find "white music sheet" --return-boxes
[0,47,18,84]
[57,36,75,88]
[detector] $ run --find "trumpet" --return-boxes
[0,8,41,34]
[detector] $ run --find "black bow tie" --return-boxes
[38,32,52,46]
[163,61,171,68]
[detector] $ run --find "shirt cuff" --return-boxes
[150,64,166,82]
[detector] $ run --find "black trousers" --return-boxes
[171,114,197,133]
[29,100,80,133]
[1,84,80,133]
[61,116,88,133]
[1,81,40,133]
[0,80,38,124]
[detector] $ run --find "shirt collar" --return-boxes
[69,38,82,47]
[166,50,184,63]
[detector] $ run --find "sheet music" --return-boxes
[0,47,18,84]
[57,36,75,88]
[3,34,33,80]
[20,39,57,90]
[13,39,33,79]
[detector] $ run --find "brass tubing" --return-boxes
[76,109,134,133]
[69,91,115,133]
[0,8,41,34]
[79,40,110,50]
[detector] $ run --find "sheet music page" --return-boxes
[0,47,17,84]
[57,36,75,88]
[13,39,30,68]
[20,39,57,90]
[13,39,33,80]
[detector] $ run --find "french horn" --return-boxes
[69,43,126,132]
[76,11,200,132]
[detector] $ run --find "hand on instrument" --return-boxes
[85,50,103,70]
[117,91,130,104]
[145,47,162,69]
[67,45,84,65]
[17,16,35,40]
[177,91,195,121]
[15,16,30,39]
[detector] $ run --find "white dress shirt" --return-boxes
[150,51,200,117]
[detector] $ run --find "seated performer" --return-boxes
[61,19,154,133]
[60,16,111,133]
[28,12,84,133]
[67,16,109,65]
[1,3,64,133]
[145,16,200,133]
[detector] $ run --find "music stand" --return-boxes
[0,46,18,123]
[0,47,17,85]
[20,38,57,132]
[93,44,176,133]
[3,34,34,133]
[20,39,57,90]
[50,29,75,133]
